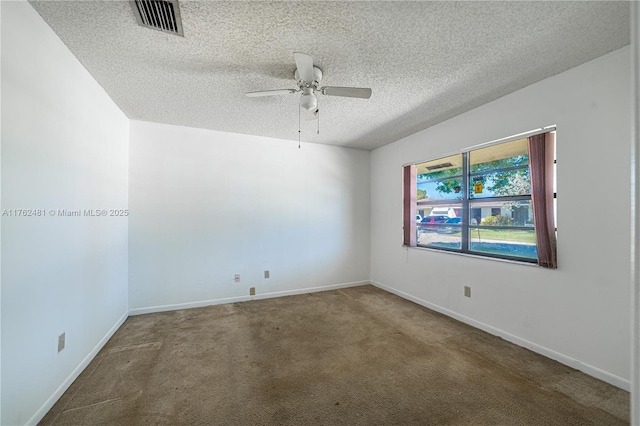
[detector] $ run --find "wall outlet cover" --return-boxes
[250,287,256,296]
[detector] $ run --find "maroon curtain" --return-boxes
[528,132,557,268]
[403,165,417,246]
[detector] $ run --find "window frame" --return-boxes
[405,129,556,264]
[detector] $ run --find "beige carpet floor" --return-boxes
[40,285,629,425]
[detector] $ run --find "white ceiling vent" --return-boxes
[130,0,184,36]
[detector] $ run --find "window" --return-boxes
[403,131,557,266]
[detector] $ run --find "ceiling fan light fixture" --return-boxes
[303,108,319,121]
[300,92,318,111]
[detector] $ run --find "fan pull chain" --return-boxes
[298,104,301,149]
[317,109,320,134]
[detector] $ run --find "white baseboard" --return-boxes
[371,280,631,392]
[129,280,369,316]
[26,311,129,426]
[129,294,251,316]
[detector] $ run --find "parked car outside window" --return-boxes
[437,217,462,234]
[418,215,449,232]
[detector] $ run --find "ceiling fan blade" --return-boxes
[321,86,372,99]
[294,52,315,83]
[245,89,297,98]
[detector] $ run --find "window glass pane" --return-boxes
[417,154,463,180]
[469,138,529,172]
[416,206,462,221]
[417,178,464,202]
[417,208,461,249]
[469,168,530,199]
[416,154,464,202]
[468,228,537,260]
[469,138,530,199]
[469,200,533,227]
[418,230,462,250]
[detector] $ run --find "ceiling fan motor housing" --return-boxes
[294,67,323,89]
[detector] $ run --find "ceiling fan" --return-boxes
[245,52,372,119]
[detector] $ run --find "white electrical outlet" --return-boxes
[264,270,270,279]
[234,274,240,282]
[58,332,65,352]
[464,286,471,298]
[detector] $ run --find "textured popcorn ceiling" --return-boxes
[29,1,630,150]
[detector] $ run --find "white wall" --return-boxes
[370,47,631,389]
[128,121,370,313]
[1,2,129,425]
